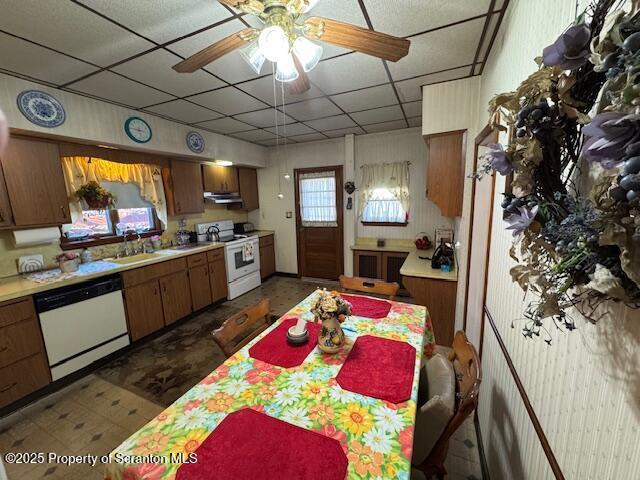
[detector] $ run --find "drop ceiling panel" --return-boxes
[388,17,485,81]
[236,75,324,106]
[330,84,398,112]
[363,119,407,133]
[0,32,98,85]
[282,98,342,121]
[306,114,356,131]
[407,116,422,128]
[366,0,492,37]
[324,126,366,138]
[234,108,296,128]
[477,13,502,62]
[259,137,297,146]
[113,49,224,97]
[394,66,471,102]
[0,0,154,66]
[290,133,328,142]
[265,123,315,136]
[196,116,254,133]
[351,105,404,125]
[231,130,276,142]
[145,99,221,123]
[311,54,389,95]
[70,71,174,107]
[189,86,268,115]
[76,0,233,44]
[402,100,422,118]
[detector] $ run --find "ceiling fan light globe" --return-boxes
[275,54,300,82]
[239,41,266,74]
[259,26,290,62]
[293,37,323,72]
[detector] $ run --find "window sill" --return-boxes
[60,230,162,250]
[361,222,408,227]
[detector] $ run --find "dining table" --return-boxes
[104,290,434,480]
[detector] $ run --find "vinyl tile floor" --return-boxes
[0,276,483,479]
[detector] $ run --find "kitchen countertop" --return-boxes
[253,230,275,238]
[351,241,457,282]
[0,242,226,304]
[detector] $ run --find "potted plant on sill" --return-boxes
[75,181,116,209]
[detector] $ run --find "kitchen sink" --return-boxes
[109,253,166,264]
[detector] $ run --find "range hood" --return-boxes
[204,192,242,204]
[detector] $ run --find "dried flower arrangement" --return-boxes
[75,181,116,209]
[477,0,640,342]
[311,289,352,322]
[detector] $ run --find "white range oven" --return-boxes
[196,220,261,299]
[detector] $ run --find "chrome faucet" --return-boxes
[120,229,137,257]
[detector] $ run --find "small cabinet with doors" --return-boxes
[165,160,204,215]
[203,165,239,193]
[424,130,466,217]
[207,248,228,302]
[259,234,276,280]
[0,136,71,227]
[229,167,259,211]
[188,253,212,311]
[352,250,408,296]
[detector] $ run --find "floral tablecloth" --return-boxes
[105,291,434,480]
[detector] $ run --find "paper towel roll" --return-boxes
[13,227,61,247]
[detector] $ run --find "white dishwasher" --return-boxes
[35,274,130,381]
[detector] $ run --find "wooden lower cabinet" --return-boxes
[160,271,192,325]
[259,235,275,280]
[189,265,212,311]
[353,250,408,295]
[124,281,165,341]
[402,276,457,346]
[0,355,51,408]
[209,259,228,302]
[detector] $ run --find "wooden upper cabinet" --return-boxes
[0,136,71,226]
[230,167,259,211]
[167,160,204,215]
[0,162,13,228]
[203,165,239,193]
[425,130,466,217]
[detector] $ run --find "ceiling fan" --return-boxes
[173,0,411,94]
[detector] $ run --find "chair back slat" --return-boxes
[339,275,399,300]
[212,298,272,357]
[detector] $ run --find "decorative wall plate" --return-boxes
[186,131,205,153]
[17,90,66,128]
[124,116,152,143]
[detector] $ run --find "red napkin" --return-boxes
[249,317,320,368]
[176,409,348,480]
[336,335,416,403]
[341,294,392,319]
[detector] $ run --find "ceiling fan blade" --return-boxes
[304,17,410,62]
[288,54,311,95]
[173,28,258,73]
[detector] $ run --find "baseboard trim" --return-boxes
[484,306,565,480]
[274,271,298,278]
[474,410,490,480]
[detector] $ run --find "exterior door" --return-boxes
[295,166,344,280]
[464,126,499,349]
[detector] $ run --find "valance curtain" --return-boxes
[299,170,338,227]
[61,156,168,228]
[358,161,410,218]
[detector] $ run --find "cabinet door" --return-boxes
[0,162,13,227]
[124,281,165,341]
[160,270,192,325]
[353,251,382,279]
[237,167,259,210]
[209,259,228,302]
[382,252,409,295]
[425,131,466,217]
[0,354,51,408]
[189,265,212,311]
[203,165,238,193]
[259,244,275,279]
[170,160,204,215]
[1,137,71,226]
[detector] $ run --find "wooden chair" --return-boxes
[413,331,482,479]
[212,298,273,358]
[338,275,400,300]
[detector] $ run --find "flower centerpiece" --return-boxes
[311,289,352,353]
[56,252,80,273]
[475,0,640,343]
[75,181,116,209]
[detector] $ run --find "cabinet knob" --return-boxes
[60,205,67,218]
[0,345,7,353]
[153,287,158,295]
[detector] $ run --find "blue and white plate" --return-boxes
[17,90,66,128]
[186,131,205,154]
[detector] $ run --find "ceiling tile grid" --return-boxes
[0,0,509,144]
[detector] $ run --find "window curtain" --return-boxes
[61,156,168,228]
[358,161,410,218]
[299,170,338,227]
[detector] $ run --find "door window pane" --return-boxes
[300,175,337,225]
